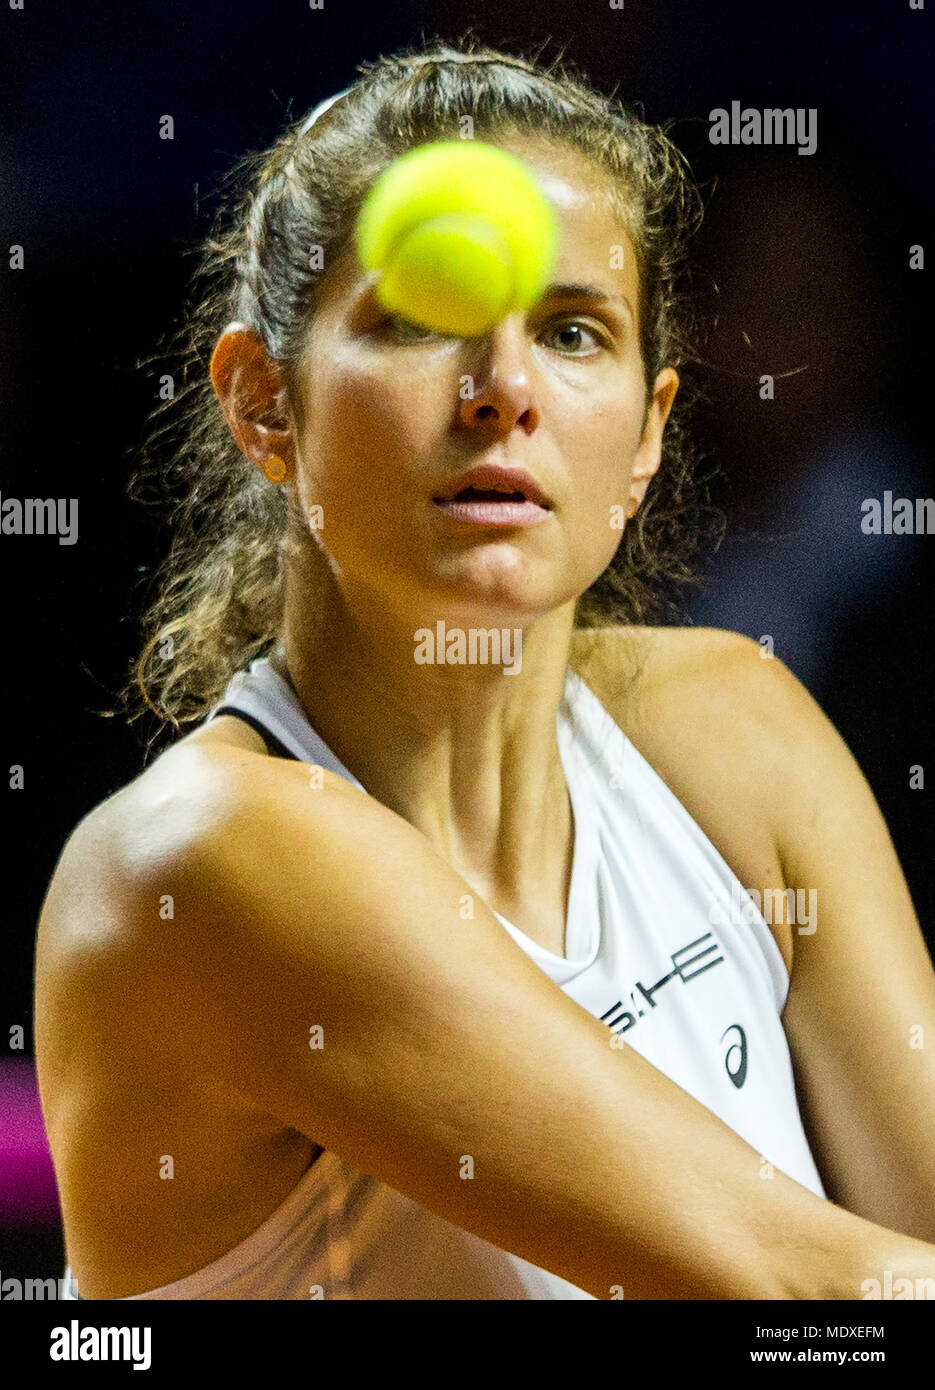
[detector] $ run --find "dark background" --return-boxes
[1,0,931,1282]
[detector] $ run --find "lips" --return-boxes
[434,463,551,510]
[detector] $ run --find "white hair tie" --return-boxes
[297,87,352,136]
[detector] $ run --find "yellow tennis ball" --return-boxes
[355,140,558,338]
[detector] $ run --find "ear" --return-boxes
[209,326,296,474]
[628,368,679,512]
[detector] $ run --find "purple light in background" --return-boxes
[0,1059,61,1225]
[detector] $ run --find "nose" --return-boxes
[458,315,539,438]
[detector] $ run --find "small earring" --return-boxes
[626,497,640,519]
[262,454,293,485]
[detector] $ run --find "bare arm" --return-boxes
[747,643,935,1241]
[94,745,935,1300]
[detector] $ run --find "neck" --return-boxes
[270,555,579,905]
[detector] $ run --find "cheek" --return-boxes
[295,364,439,563]
[568,404,642,503]
[303,360,438,492]
[558,401,644,565]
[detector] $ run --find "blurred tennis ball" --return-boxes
[355,141,558,338]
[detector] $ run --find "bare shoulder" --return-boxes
[574,623,799,758]
[36,732,359,1150]
[574,624,804,974]
[573,622,771,695]
[34,737,348,1298]
[576,621,807,808]
[35,736,364,1071]
[35,739,268,1092]
[37,741,250,957]
[43,728,356,938]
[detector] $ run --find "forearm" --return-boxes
[695,1186,935,1302]
[813,1215,935,1301]
[569,1040,935,1300]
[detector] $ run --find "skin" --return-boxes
[209,135,678,945]
[34,140,935,1301]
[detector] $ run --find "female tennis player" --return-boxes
[35,39,935,1300]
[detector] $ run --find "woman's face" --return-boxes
[287,135,678,629]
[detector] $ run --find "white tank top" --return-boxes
[63,656,825,1300]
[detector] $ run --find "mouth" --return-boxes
[447,485,536,504]
[430,461,553,527]
[432,462,552,511]
[431,487,553,528]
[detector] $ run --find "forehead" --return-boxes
[314,134,640,328]
[500,134,640,297]
[500,133,633,246]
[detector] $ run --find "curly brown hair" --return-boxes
[113,33,723,759]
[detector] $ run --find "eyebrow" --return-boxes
[353,278,633,322]
[542,283,633,318]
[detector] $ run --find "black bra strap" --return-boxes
[211,705,299,762]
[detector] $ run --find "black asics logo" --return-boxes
[721,1024,748,1088]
